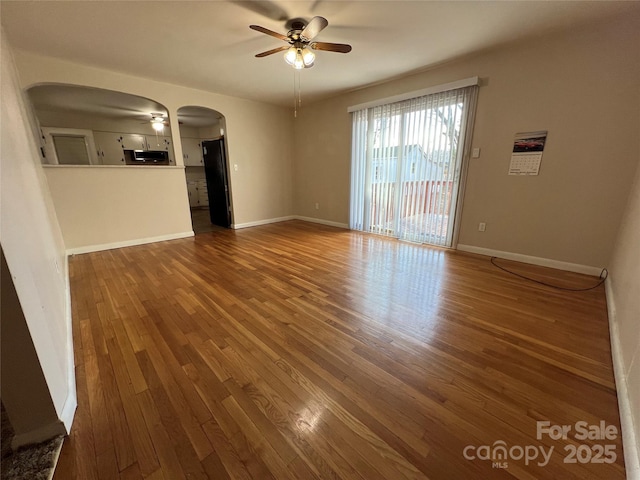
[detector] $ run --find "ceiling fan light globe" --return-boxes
[284,47,297,65]
[152,121,164,132]
[302,48,315,67]
[293,51,305,70]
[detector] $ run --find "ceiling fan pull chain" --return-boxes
[298,70,302,109]
[293,69,298,118]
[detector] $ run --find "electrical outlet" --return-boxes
[315,203,320,210]
[478,222,486,232]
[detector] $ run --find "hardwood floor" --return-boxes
[190,208,227,235]
[54,220,625,479]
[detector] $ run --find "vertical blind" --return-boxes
[350,84,478,247]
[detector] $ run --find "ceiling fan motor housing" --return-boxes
[285,18,307,31]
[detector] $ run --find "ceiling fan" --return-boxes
[142,114,182,131]
[145,113,168,131]
[250,16,352,69]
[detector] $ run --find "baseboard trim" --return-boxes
[293,216,349,229]
[456,244,603,276]
[232,215,349,230]
[232,216,295,229]
[11,421,66,449]
[61,255,76,433]
[59,391,77,435]
[65,231,195,255]
[605,277,640,480]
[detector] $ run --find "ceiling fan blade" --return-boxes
[255,45,289,57]
[310,41,352,53]
[249,24,288,41]
[300,16,328,41]
[231,1,288,21]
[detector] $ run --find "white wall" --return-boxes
[0,29,75,436]
[37,110,211,224]
[608,159,640,479]
[198,124,222,139]
[15,51,294,239]
[44,166,194,252]
[34,105,195,251]
[293,12,640,269]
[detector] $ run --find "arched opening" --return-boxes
[177,106,232,233]
[23,84,195,253]
[26,84,176,166]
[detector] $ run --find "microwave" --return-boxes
[124,149,170,165]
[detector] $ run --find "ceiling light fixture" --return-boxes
[250,17,351,117]
[151,115,165,132]
[284,46,297,65]
[282,43,315,117]
[284,43,315,69]
[250,16,352,66]
[301,48,315,67]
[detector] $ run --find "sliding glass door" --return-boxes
[350,85,477,247]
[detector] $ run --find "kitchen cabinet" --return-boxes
[93,131,175,165]
[186,179,209,207]
[197,179,209,206]
[120,133,147,151]
[187,181,199,207]
[181,137,204,166]
[93,131,128,165]
[145,134,174,163]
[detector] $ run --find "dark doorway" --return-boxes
[203,138,231,228]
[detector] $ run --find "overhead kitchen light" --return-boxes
[151,115,165,132]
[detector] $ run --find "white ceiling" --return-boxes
[2,1,639,108]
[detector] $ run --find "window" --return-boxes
[52,135,91,165]
[350,82,478,247]
[41,128,99,165]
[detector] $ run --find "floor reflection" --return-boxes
[295,404,325,434]
[345,233,447,339]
